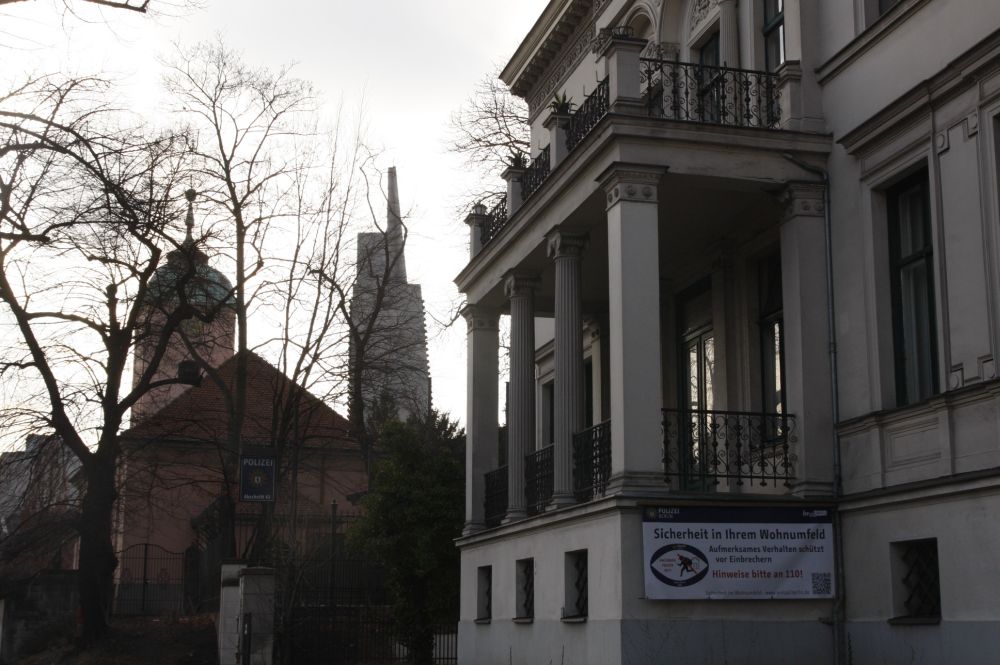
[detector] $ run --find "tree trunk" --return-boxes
[77,459,118,643]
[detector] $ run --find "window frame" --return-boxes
[886,170,938,407]
[763,0,785,72]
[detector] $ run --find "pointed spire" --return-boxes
[386,167,407,281]
[183,188,197,247]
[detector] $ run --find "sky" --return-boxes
[3,0,548,427]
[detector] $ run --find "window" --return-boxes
[476,566,492,622]
[758,254,785,416]
[889,539,941,623]
[542,381,554,445]
[887,171,938,406]
[763,0,785,72]
[563,550,588,620]
[677,283,714,489]
[515,558,534,621]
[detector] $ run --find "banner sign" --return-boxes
[642,505,835,600]
[239,452,276,502]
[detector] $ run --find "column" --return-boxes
[598,33,647,115]
[780,183,834,497]
[718,0,740,68]
[547,230,588,508]
[462,303,500,534]
[504,274,538,522]
[599,164,666,495]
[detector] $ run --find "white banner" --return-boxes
[642,506,835,600]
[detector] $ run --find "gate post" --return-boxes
[238,567,275,665]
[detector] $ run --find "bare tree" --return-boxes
[0,74,199,641]
[448,68,530,207]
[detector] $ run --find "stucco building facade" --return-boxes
[456,1,1000,663]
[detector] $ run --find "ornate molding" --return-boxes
[528,21,597,119]
[461,304,500,332]
[598,164,665,207]
[504,274,540,299]
[781,183,826,221]
[689,0,719,33]
[546,230,589,259]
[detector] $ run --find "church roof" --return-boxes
[123,351,355,450]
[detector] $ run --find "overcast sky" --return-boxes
[4,0,548,426]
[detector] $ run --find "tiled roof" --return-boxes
[124,351,355,450]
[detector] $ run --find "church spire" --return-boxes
[183,188,197,247]
[386,167,407,281]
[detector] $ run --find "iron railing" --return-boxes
[520,146,551,203]
[484,466,508,528]
[573,420,612,502]
[566,77,610,152]
[480,196,508,248]
[525,445,554,516]
[662,409,795,490]
[640,58,781,129]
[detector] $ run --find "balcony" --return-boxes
[640,58,780,130]
[525,445,553,516]
[662,409,796,491]
[573,420,611,502]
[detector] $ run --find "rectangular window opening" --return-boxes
[763,0,785,72]
[563,549,588,620]
[516,558,534,620]
[889,538,941,623]
[887,170,938,407]
[476,565,492,622]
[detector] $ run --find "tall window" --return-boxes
[763,0,785,72]
[888,171,937,406]
[758,254,785,416]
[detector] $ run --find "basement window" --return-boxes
[515,558,534,622]
[889,538,941,624]
[562,550,588,621]
[476,565,492,623]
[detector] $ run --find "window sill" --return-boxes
[561,615,587,623]
[474,618,491,625]
[888,615,940,626]
[513,617,534,624]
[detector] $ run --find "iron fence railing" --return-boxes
[520,146,551,203]
[573,420,612,502]
[480,196,508,248]
[525,445,554,516]
[662,408,795,490]
[566,77,610,152]
[484,466,508,528]
[640,58,781,129]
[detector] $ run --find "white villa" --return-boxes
[456,0,1000,663]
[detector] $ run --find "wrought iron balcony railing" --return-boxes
[662,409,795,490]
[640,58,780,130]
[484,466,508,528]
[566,77,609,152]
[480,196,508,248]
[525,445,554,516]
[573,420,612,502]
[520,146,551,203]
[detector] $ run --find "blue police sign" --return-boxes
[239,452,276,502]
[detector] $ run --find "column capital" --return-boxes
[546,229,589,259]
[461,303,500,332]
[504,273,540,299]
[597,163,666,208]
[781,182,826,222]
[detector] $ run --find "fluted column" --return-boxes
[462,303,500,534]
[718,0,740,68]
[599,163,666,495]
[547,230,588,508]
[504,274,538,522]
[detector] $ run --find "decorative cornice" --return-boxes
[689,0,719,34]
[597,162,666,207]
[781,183,826,221]
[526,20,597,120]
[461,303,500,332]
[546,229,589,259]
[504,274,540,299]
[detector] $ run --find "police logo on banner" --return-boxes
[240,452,276,502]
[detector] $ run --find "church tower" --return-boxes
[131,189,235,423]
[349,167,431,425]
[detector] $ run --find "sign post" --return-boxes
[642,505,835,600]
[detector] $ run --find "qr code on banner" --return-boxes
[812,572,832,595]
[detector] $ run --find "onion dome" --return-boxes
[146,189,234,312]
